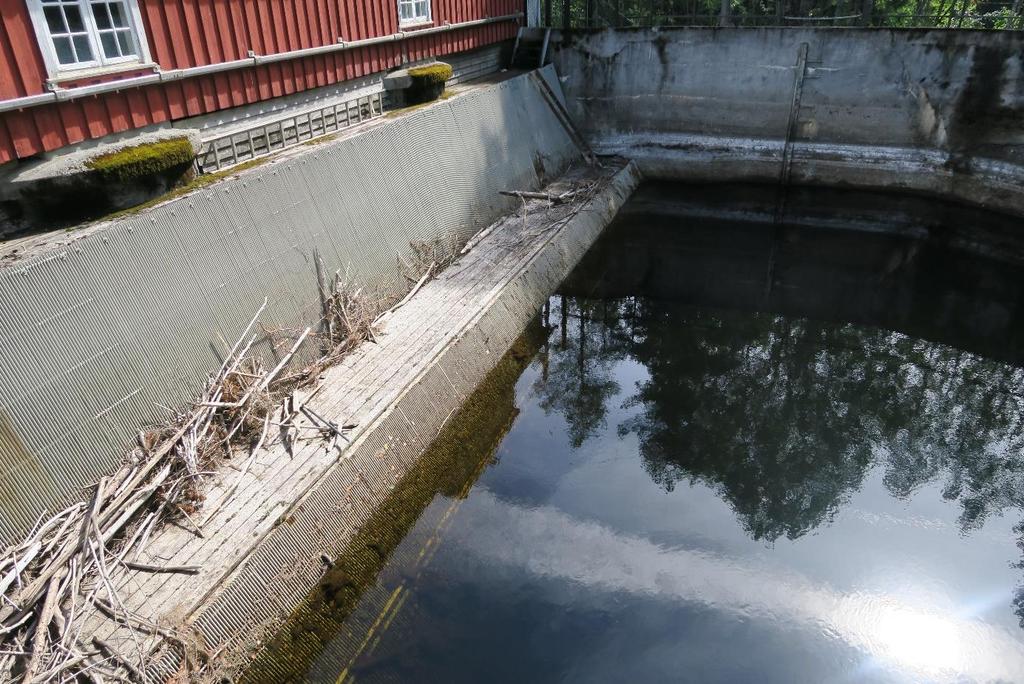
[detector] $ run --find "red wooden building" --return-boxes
[0,0,522,165]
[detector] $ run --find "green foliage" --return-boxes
[86,137,195,184]
[408,63,453,86]
[541,0,1023,28]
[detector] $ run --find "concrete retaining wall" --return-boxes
[168,162,639,678]
[0,69,578,544]
[551,28,1024,216]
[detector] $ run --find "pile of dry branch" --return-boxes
[460,178,604,257]
[0,176,604,682]
[0,271,391,683]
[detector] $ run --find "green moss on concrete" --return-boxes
[85,137,195,184]
[407,63,453,86]
[94,156,271,224]
[384,90,456,119]
[240,317,549,684]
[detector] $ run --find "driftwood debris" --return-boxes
[460,180,603,259]
[498,189,583,203]
[0,170,606,681]
[0,270,391,682]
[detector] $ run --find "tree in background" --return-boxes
[542,0,1023,28]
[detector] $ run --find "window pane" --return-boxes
[116,30,134,55]
[100,31,118,58]
[416,2,427,17]
[92,3,112,29]
[53,36,75,64]
[108,2,129,28]
[44,6,67,33]
[72,34,93,61]
[65,5,85,32]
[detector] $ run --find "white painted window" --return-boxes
[28,0,151,78]
[398,0,430,26]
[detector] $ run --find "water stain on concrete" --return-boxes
[0,409,57,539]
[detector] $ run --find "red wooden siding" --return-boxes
[0,0,520,164]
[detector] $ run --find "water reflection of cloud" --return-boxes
[448,489,1024,683]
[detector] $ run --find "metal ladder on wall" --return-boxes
[764,42,815,300]
[775,41,811,222]
[511,28,552,69]
[528,70,597,165]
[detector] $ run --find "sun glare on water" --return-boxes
[871,604,964,675]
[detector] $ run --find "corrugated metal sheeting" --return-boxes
[185,165,640,681]
[0,71,577,545]
[0,0,519,163]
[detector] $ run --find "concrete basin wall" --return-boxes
[0,69,579,544]
[552,28,1024,216]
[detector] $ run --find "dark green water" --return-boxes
[278,185,1024,683]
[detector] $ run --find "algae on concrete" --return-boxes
[240,316,549,684]
[86,137,195,184]
[406,62,453,104]
[407,63,454,85]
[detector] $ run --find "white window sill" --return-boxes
[399,20,434,29]
[47,61,159,87]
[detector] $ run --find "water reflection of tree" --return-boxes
[531,297,627,448]
[535,296,1024,543]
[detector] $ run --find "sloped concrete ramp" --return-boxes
[75,159,638,678]
[0,67,577,545]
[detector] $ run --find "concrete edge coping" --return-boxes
[145,159,642,679]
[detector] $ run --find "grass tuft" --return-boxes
[407,63,453,86]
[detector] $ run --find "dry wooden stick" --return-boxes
[0,543,40,599]
[20,567,66,683]
[95,465,173,551]
[87,529,145,669]
[213,326,312,412]
[212,298,268,383]
[36,648,99,682]
[460,222,499,255]
[129,513,159,564]
[499,189,584,203]
[0,611,31,637]
[257,327,312,394]
[374,262,435,324]
[91,598,185,646]
[92,637,146,683]
[170,504,204,539]
[121,562,199,576]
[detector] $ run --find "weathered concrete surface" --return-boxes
[552,28,1024,216]
[72,160,639,678]
[0,68,578,546]
[1,129,202,231]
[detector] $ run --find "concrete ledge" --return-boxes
[68,160,638,679]
[0,67,578,545]
[0,129,202,233]
[598,133,1024,218]
[554,27,1024,219]
[182,160,637,676]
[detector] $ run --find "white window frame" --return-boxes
[397,0,431,27]
[26,0,152,81]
